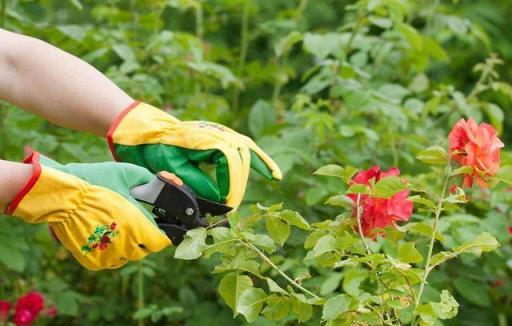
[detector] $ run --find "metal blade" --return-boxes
[196,197,232,216]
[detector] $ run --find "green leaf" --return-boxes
[325,195,354,208]
[274,31,303,58]
[429,232,499,269]
[343,269,367,297]
[409,196,436,210]
[373,176,406,198]
[218,272,253,315]
[292,300,313,322]
[312,235,338,257]
[0,243,25,272]
[398,242,423,264]
[248,100,277,138]
[416,146,448,165]
[262,296,291,320]
[314,164,356,184]
[236,288,267,323]
[303,33,342,59]
[322,294,351,321]
[280,210,311,230]
[450,165,473,176]
[483,103,504,134]
[313,164,345,177]
[418,290,458,323]
[320,273,343,296]
[347,184,371,195]
[396,23,423,51]
[265,214,291,246]
[432,290,459,320]
[266,278,287,295]
[174,228,207,260]
[453,277,491,307]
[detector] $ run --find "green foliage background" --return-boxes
[0,0,511,325]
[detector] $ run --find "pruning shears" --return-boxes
[130,172,232,245]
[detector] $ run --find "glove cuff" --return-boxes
[5,152,42,215]
[107,100,142,161]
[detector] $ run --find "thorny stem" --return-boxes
[239,240,320,299]
[356,194,371,255]
[412,158,452,325]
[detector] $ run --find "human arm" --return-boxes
[0,28,130,136]
[0,160,33,212]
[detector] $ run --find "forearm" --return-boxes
[0,28,132,136]
[0,160,33,212]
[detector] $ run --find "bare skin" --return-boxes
[0,28,134,209]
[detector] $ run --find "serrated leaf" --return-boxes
[314,164,345,177]
[266,278,287,295]
[262,296,291,320]
[292,300,313,322]
[398,242,423,264]
[174,228,207,260]
[347,184,371,195]
[432,290,459,319]
[218,272,253,316]
[325,194,354,208]
[429,232,499,270]
[280,210,311,230]
[416,146,448,165]
[312,235,338,257]
[237,288,267,322]
[450,165,473,176]
[373,176,406,198]
[409,196,436,209]
[322,294,351,321]
[265,214,291,246]
[320,273,343,296]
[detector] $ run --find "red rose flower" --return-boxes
[14,309,34,326]
[99,242,108,250]
[14,292,44,326]
[101,235,111,244]
[110,222,117,230]
[449,118,504,188]
[348,166,413,236]
[0,300,10,322]
[509,226,512,236]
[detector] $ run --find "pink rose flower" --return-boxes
[449,118,504,188]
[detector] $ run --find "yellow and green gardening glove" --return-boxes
[107,101,282,209]
[5,152,171,271]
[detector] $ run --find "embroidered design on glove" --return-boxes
[81,222,119,254]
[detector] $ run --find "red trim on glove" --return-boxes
[5,152,42,215]
[106,100,141,161]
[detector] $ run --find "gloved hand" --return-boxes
[5,152,171,271]
[107,101,282,208]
